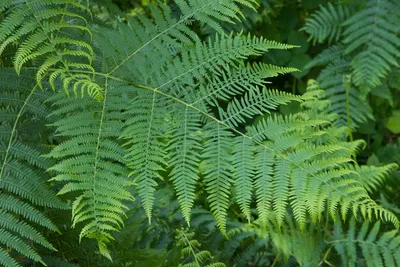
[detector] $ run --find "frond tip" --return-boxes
[0,0,102,99]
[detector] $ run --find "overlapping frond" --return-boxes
[342,0,400,95]
[47,80,134,259]
[0,70,67,266]
[309,46,373,130]
[120,90,170,221]
[95,0,258,79]
[0,0,102,99]
[302,3,350,45]
[332,218,400,267]
[168,106,202,225]
[351,164,398,194]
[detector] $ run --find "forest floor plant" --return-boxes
[0,0,399,266]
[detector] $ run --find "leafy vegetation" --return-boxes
[1,0,400,266]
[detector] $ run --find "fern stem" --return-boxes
[89,77,109,231]
[181,230,201,267]
[270,251,280,267]
[344,76,353,141]
[0,85,38,182]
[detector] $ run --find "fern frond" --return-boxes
[316,55,373,130]
[97,0,258,77]
[176,228,226,267]
[202,123,234,235]
[47,80,134,259]
[196,63,298,105]
[153,34,296,95]
[342,0,400,95]
[0,70,67,266]
[332,218,400,267]
[168,106,202,225]
[302,3,350,45]
[221,88,303,127]
[0,1,102,99]
[351,164,398,194]
[120,90,170,222]
[232,137,254,222]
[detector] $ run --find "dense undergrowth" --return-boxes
[1,0,400,266]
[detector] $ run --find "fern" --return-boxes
[342,0,400,96]
[0,0,102,99]
[0,70,67,266]
[307,45,373,131]
[46,81,134,259]
[302,3,350,45]
[176,228,225,267]
[1,0,400,264]
[332,218,400,267]
[351,164,398,194]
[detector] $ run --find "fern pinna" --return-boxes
[1,0,400,266]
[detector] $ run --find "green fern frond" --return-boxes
[221,88,303,127]
[332,218,400,267]
[153,34,297,96]
[302,3,350,45]
[351,164,398,194]
[196,63,298,105]
[0,70,67,266]
[0,0,102,99]
[314,53,373,130]
[342,0,400,96]
[47,80,134,259]
[120,90,170,222]
[96,0,259,78]
[168,106,202,225]
[232,137,254,222]
[176,228,226,267]
[202,123,234,234]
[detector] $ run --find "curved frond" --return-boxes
[47,80,134,259]
[0,0,102,99]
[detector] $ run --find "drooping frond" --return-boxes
[332,218,400,267]
[47,80,134,259]
[106,1,297,229]
[301,3,350,45]
[0,69,67,266]
[201,123,234,234]
[342,0,400,96]
[120,90,170,221]
[232,137,254,222]
[168,106,202,225]
[0,0,102,99]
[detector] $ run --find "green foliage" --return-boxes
[0,70,68,266]
[46,81,134,259]
[0,0,102,99]
[332,218,400,267]
[302,3,350,45]
[1,0,400,266]
[176,228,225,267]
